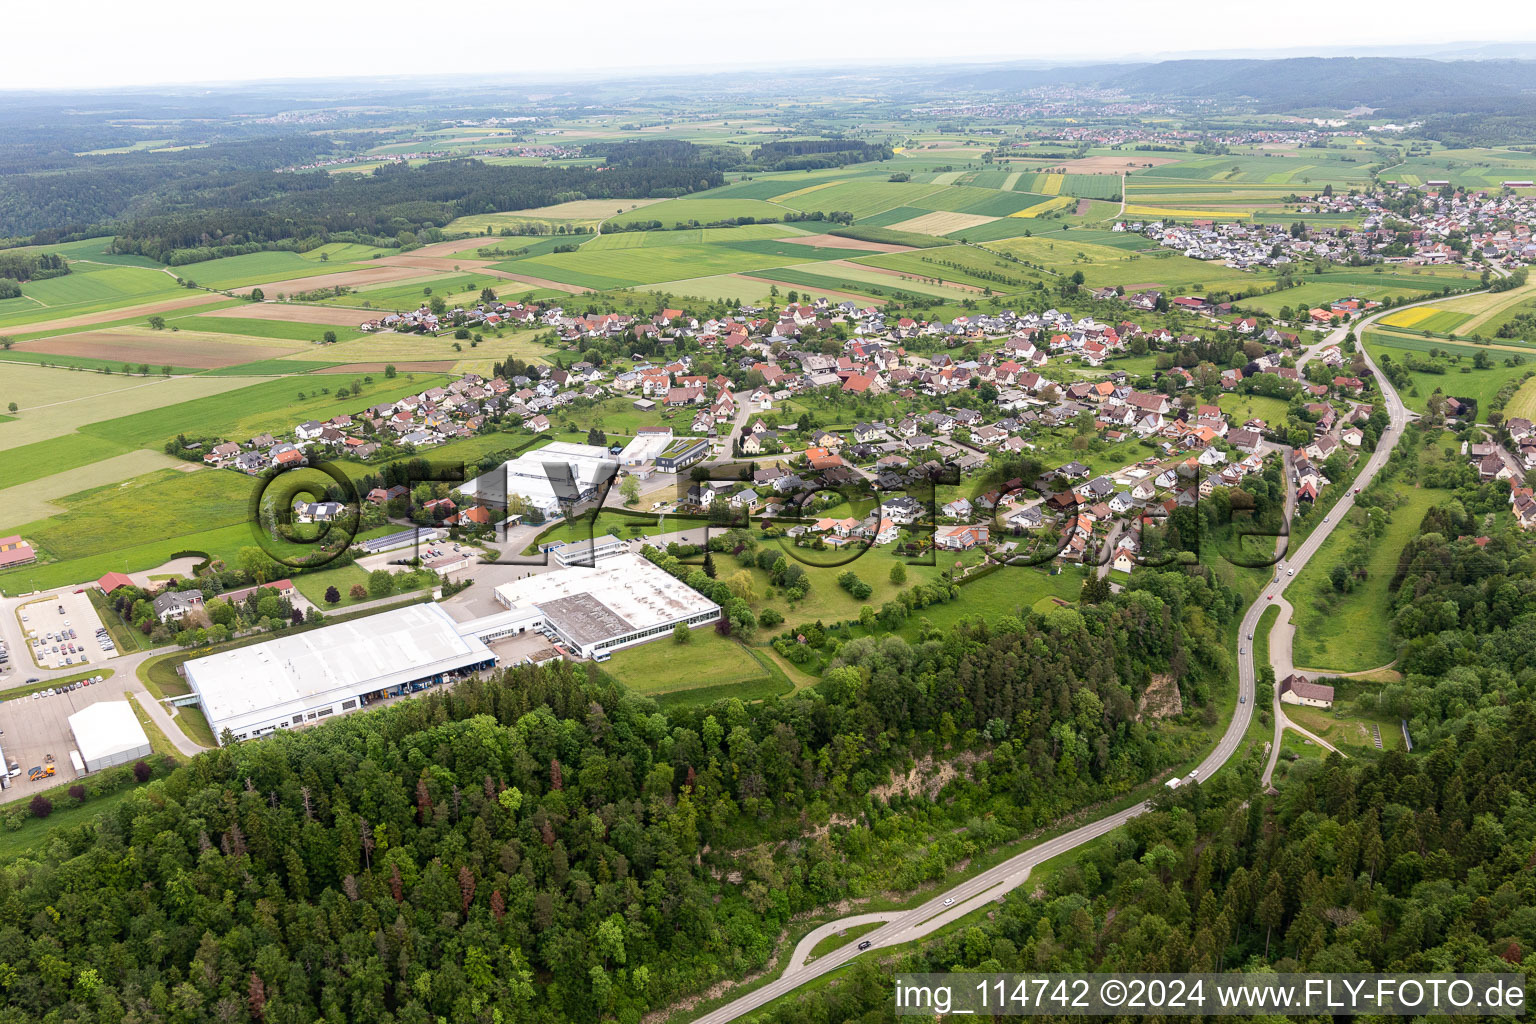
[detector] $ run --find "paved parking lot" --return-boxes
[16,589,116,671]
[0,676,123,797]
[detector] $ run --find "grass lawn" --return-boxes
[124,693,182,761]
[1285,700,1399,754]
[137,651,192,698]
[292,563,433,610]
[292,564,376,610]
[897,564,1082,640]
[1218,392,1293,427]
[523,510,689,553]
[169,704,216,748]
[1287,484,1442,672]
[600,630,782,699]
[717,542,962,628]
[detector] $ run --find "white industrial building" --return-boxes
[549,533,628,568]
[183,603,498,745]
[69,701,152,772]
[462,441,617,517]
[495,553,719,660]
[618,429,675,466]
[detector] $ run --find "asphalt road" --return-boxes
[689,299,1440,1024]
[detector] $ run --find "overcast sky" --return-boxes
[6,0,1534,90]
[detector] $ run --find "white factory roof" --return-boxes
[462,441,616,507]
[494,553,718,648]
[618,433,674,464]
[183,604,492,735]
[68,701,150,766]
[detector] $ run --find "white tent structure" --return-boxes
[69,701,151,773]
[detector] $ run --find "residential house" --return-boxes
[935,524,988,550]
[1279,674,1334,709]
[152,590,205,624]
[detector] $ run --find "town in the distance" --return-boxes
[0,44,1533,1024]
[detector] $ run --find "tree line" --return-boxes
[0,565,1236,1023]
[107,155,729,265]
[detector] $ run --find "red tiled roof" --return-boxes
[97,571,134,593]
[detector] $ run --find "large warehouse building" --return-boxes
[494,552,719,660]
[183,603,498,744]
[69,701,152,772]
[462,441,617,518]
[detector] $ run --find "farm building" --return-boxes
[69,701,151,773]
[183,604,498,744]
[1278,674,1334,709]
[493,553,719,660]
[0,536,36,569]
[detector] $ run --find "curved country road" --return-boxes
[690,291,1460,1024]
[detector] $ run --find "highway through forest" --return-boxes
[690,293,1449,1024]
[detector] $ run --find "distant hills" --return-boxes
[939,57,1536,114]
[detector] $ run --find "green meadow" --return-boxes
[76,372,452,449]
[1364,330,1535,415]
[1287,485,1445,672]
[188,316,369,342]
[499,238,871,290]
[605,198,793,228]
[0,265,186,328]
[178,252,367,290]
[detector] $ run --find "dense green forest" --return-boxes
[0,568,1235,1024]
[743,507,1536,1023]
[106,152,729,265]
[0,138,342,241]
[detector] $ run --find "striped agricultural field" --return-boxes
[1040,173,1065,195]
[770,180,848,203]
[1001,171,1023,191]
[1123,204,1249,219]
[1380,306,1440,328]
[1007,196,1074,218]
[1507,377,1536,420]
[886,211,998,235]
